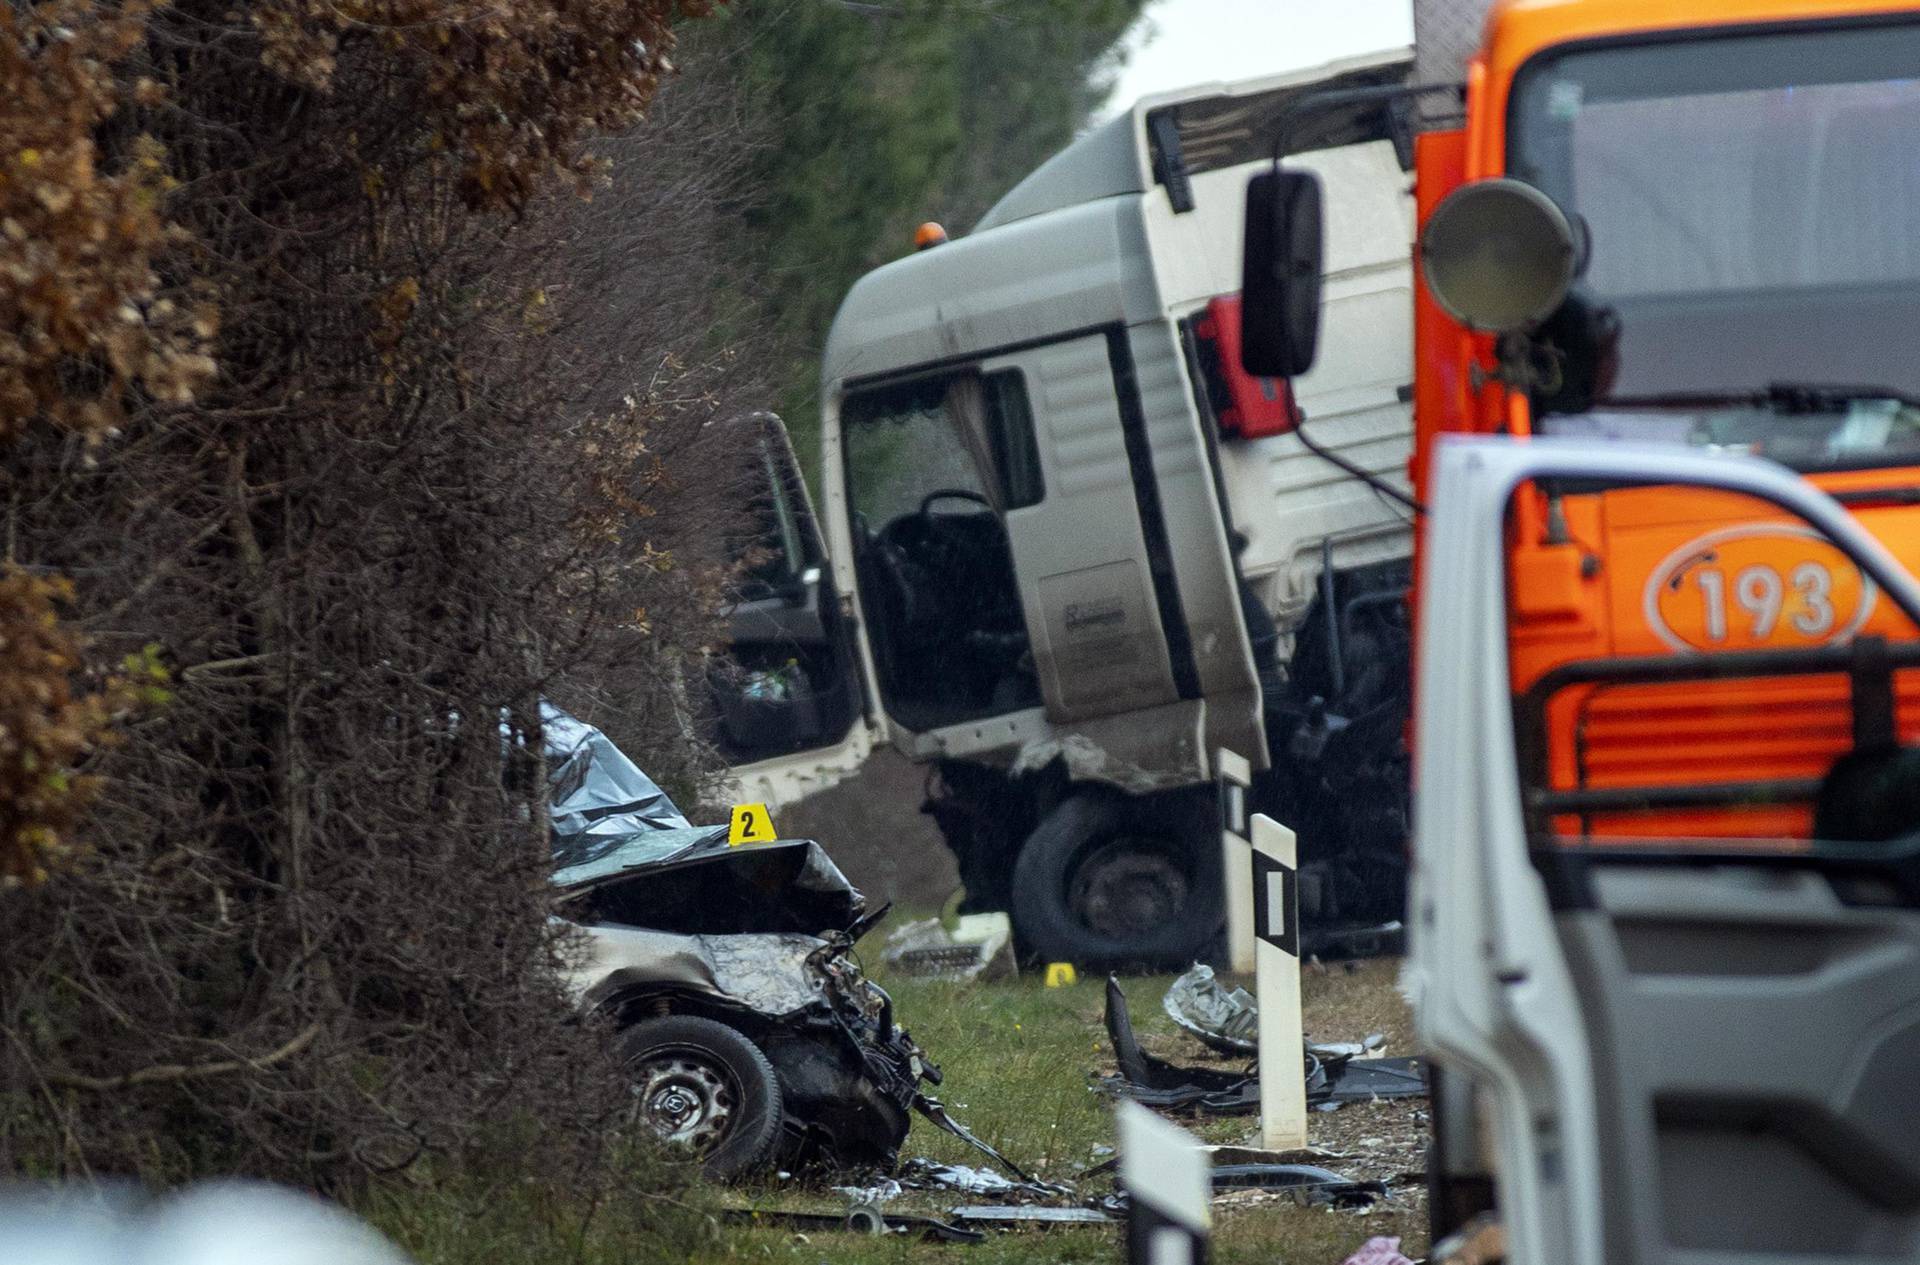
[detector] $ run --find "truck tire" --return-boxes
[616,1015,784,1181]
[1010,791,1223,970]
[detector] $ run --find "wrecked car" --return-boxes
[541,705,934,1178]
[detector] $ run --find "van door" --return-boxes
[1409,437,1920,1265]
[711,414,873,809]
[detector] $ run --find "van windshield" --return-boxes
[1509,21,1920,463]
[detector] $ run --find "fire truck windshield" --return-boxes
[1509,20,1920,464]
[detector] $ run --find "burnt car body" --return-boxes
[544,705,936,1177]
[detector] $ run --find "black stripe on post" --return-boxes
[1128,1199,1207,1265]
[1252,849,1298,957]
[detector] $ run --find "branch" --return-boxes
[43,1025,321,1092]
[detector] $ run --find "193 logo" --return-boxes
[1643,524,1877,652]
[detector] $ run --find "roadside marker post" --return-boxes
[1119,1100,1211,1265]
[1251,812,1307,1150]
[1217,749,1256,974]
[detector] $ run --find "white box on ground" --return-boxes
[1252,812,1307,1151]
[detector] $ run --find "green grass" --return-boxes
[362,960,1427,1265]
[696,959,1428,1265]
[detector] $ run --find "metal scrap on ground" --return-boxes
[1100,975,1429,1115]
[1162,963,1258,1055]
[880,913,1017,981]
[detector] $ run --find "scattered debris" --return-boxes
[912,1096,1074,1195]
[1100,976,1428,1117]
[1208,1163,1385,1208]
[1163,963,1258,1055]
[1310,1033,1388,1062]
[718,1205,984,1244]
[1341,1234,1418,1265]
[899,1159,1031,1197]
[1100,976,1260,1114]
[950,1205,1116,1227]
[881,913,1017,981]
[1312,1054,1428,1109]
[829,1178,902,1206]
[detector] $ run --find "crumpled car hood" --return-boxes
[542,705,865,936]
[554,835,865,937]
[561,923,829,1019]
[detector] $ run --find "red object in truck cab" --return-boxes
[1194,294,1297,439]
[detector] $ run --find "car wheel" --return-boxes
[616,1015,784,1180]
[1010,791,1223,970]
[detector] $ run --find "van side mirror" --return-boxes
[1239,168,1324,378]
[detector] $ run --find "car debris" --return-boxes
[1100,976,1261,1114]
[829,1178,903,1206]
[899,1158,1034,1197]
[1163,964,1393,1064]
[1162,963,1258,1055]
[880,913,1016,981]
[1207,1163,1386,1208]
[717,1205,984,1244]
[544,706,1036,1184]
[1099,977,1428,1116]
[950,1205,1116,1227]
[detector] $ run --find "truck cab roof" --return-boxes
[822,46,1413,390]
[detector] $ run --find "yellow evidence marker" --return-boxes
[1044,962,1078,988]
[728,802,777,846]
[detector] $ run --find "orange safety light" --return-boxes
[913,221,948,251]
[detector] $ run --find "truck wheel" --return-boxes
[616,1015,784,1180]
[1011,792,1222,970]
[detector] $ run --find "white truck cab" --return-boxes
[724,50,1422,967]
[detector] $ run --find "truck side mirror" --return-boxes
[1419,178,1578,333]
[1239,168,1324,379]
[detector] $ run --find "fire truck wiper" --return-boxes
[1606,383,1920,413]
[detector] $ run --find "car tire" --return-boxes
[1010,791,1223,971]
[616,1015,784,1181]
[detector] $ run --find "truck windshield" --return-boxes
[1509,21,1920,465]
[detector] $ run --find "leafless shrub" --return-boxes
[0,0,773,1193]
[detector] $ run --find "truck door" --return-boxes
[710,414,873,809]
[838,329,1260,777]
[1410,437,1920,1265]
